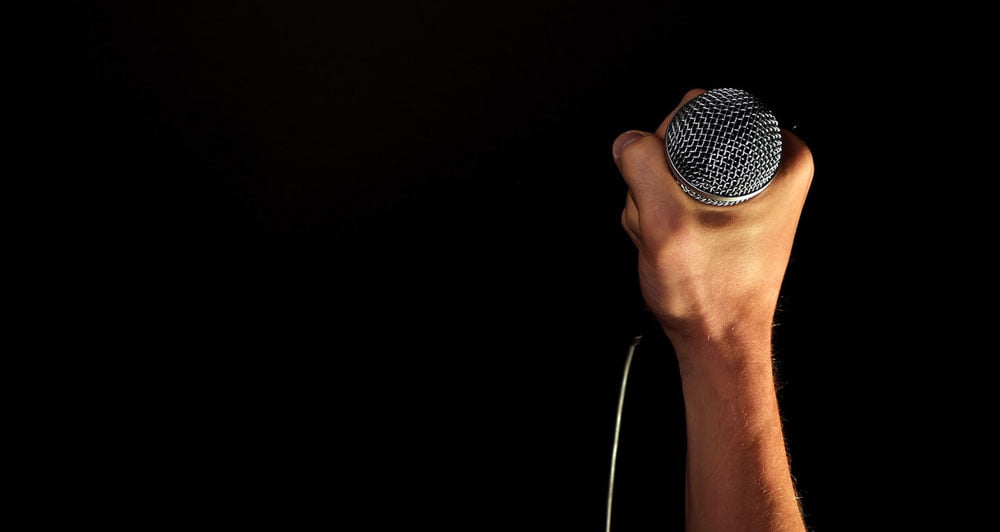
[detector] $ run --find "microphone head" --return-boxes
[666,88,783,206]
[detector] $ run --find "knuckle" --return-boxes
[798,143,814,172]
[781,130,814,173]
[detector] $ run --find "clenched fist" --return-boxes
[613,88,814,367]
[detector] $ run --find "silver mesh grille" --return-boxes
[666,88,782,206]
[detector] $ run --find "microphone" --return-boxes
[666,88,783,206]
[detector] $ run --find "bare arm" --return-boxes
[613,89,813,531]
[678,337,803,531]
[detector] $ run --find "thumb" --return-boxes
[612,132,675,216]
[612,88,707,216]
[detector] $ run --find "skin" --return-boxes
[613,88,814,531]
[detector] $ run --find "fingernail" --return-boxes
[613,131,647,160]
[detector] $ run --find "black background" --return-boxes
[13,2,968,529]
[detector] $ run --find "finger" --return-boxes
[612,89,709,218]
[612,129,652,171]
[760,128,814,209]
[653,88,707,139]
[621,209,641,247]
[614,133,680,219]
[621,192,641,247]
[611,88,705,169]
[625,191,640,235]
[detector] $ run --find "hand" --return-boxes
[614,88,813,531]
[613,88,814,367]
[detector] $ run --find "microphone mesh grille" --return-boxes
[666,88,782,206]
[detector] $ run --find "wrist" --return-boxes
[672,328,782,441]
[663,318,774,378]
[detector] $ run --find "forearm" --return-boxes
[675,330,804,532]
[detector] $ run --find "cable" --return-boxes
[607,335,642,532]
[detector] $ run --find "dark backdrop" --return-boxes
[13,2,963,529]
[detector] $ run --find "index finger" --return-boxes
[654,88,707,139]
